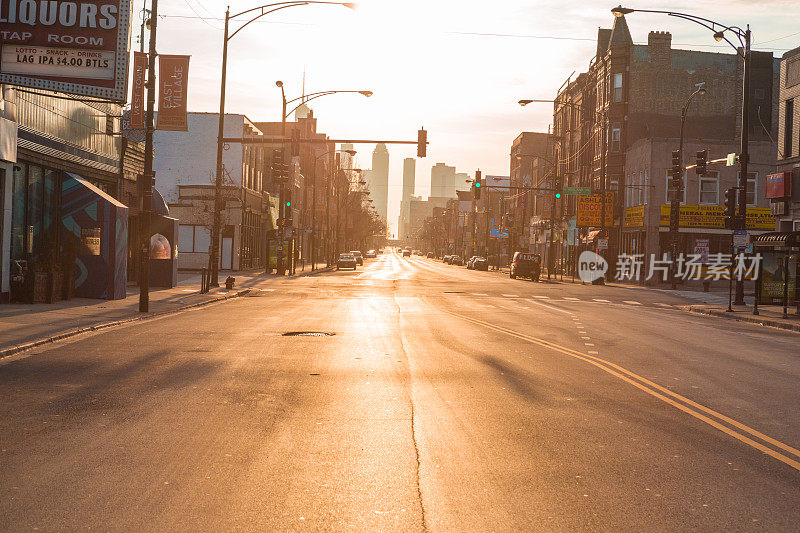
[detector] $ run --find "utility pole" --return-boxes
[139,0,158,312]
[734,27,751,306]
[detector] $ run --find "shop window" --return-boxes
[699,172,719,205]
[178,225,211,253]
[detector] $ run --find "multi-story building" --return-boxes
[367,143,389,230]
[774,45,800,231]
[398,157,416,241]
[553,13,778,281]
[154,112,273,271]
[430,162,456,198]
[509,131,553,256]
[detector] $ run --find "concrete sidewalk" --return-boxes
[684,304,800,333]
[0,265,333,358]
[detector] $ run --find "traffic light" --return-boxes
[417,128,427,158]
[272,148,284,180]
[695,149,707,175]
[555,191,562,199]
[671,149,682,178]
[285,200,291,208]
[723,187,737,228]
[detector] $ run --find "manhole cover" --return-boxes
[282,331,335,337]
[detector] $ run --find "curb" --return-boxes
[684,305,800,333]
[0,289,251,360]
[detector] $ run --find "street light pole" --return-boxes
[671,83,706,289]
[210,1,356,287]
[139,0,158,312]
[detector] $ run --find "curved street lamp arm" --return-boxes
[228,3,308,40]
[230,0,348,20]
[286,90,369,117]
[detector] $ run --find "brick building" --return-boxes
[774,45,800,230]
[552,14,778,282]
[509,131,553,256]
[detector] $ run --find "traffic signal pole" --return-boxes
[734,28,751,306]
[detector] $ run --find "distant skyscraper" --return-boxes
[455,172,470,192]
[368,143,389,229]
[399,158,416,239]
[430,162,456,198]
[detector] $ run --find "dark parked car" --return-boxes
[402,249,412,257]
[426,252,434,258]
[473,257,488,271]
[450,255,463,266]
[510,252,541,280]
[350,250,364,265]
[443,255,452,263]
[336,253,357,270]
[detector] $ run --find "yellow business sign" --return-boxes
[658,205,775,230]
[624,206,645,228]
[577,192,614,227]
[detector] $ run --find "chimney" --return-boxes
[648,31,672,63]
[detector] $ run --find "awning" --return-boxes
[752,231,800,249]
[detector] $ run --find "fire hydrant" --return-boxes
[225,276,235,290]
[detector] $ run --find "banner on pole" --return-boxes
[129,52,147,129]
[156,55,189,131]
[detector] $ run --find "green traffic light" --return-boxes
[555,193,561,199]
[475,182,481,187]
[286,201,291,207]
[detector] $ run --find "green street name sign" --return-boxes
[563,187,591,196]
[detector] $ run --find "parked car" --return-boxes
[443,255,452,263]
[510,252,541,280]
[402,249,411,257]
[466,256,478,269]
[336,253,357,270]
[473,257,489,271]
[350,250,364,265]
[450,255,463,266]
[426,252,434,258]
[365,249,377,258]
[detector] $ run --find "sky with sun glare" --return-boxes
[145,0,800,236]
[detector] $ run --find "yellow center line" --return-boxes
[445,310,800,473]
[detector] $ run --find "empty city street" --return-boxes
[1,250,798,531]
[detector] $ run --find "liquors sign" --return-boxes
[0,0,131,101]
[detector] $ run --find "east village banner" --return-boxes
[156,54,189,131]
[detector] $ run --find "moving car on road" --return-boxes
[450,255,463,266]
[336,253,357,270]
[443,255,452,264]
[402,249,412,257]
[365,250,377,258]
[473,257,488,271]
[510,252,541,281]
[426,252,434,258]
[350,250,364,265]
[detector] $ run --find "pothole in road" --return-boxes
[282,331,336,337]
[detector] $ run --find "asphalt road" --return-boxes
[1,250,799,531]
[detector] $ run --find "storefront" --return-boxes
[753,232,799,311]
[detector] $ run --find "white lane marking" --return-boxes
[527,300,575,316]
[502,294,519,298]
[592,299,609,303]
[623,300,642,305]
[655,303,673,307]
[530,295,549,299]
[473,293,488,296]
[581,336,591,340]
[585,343,595,346]
[578,331,587,335]
[564,297,580,301]
[588,350,599,355]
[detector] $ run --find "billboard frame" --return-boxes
[0,0,132,103]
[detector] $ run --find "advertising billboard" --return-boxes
[576,192,614,227]
[0,0,132,101]
[658,205,775,230]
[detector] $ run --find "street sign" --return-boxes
[733,230,749,248]
[598,238,609,250]
[694,238,710,264]
[726,153,737,166]
[563,187,591,196]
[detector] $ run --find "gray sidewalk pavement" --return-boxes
[0,265,333,358]
[684,304,800,332]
